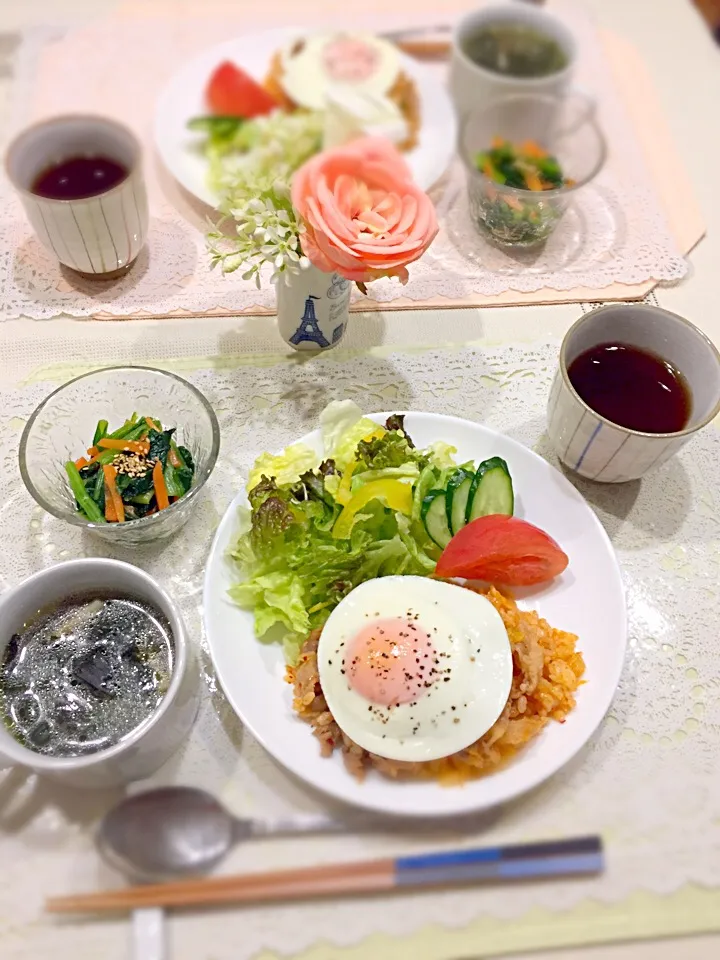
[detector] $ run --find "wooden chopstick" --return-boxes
[396,38,451,60]
[46,836,603,915]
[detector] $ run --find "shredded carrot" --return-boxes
[520,139,547,159]
[97,438,126,450]
[153,460,170,511]
[98,438,150,456]
[168,447,182,468]
[105,496,116,522]
[525,171,544,192]
[504,195,524,212]
[145,417,157,430]
[491,135,505,149]
[103,464,125,523]
[74,456,89,469]
[482,160,496,180]
[87,446,100,458]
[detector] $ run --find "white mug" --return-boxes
[276,263,351,351]
[5,114,149,278]
[450,3,576,120]
[547,305,720,483]
[0,559,199,788]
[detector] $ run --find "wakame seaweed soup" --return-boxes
[463,23,568,78]
[0,594,174,757]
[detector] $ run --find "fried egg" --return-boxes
[278,33,400,112]
[323,88,408,150]
[317,576,513,762]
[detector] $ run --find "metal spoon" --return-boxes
[99,787,362,960]
[98,786,359,883]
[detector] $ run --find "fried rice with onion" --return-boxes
[286,586,585,784]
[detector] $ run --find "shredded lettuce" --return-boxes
[205,109,325,204]
[320,399,381,470]
[247,443,318,490]
[427,441,458,470]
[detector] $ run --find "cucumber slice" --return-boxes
[445,469,474,535]
[467,457,514,522]
[421,489,453,548]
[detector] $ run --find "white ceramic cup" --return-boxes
[547,305,720,483]
[0,558,199,788]
[450,3,576,120]
[5,114,149,278]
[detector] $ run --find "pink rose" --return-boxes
[291,137,438,284]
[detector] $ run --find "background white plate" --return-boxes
[203,412,626,817]
[154,28,457,207]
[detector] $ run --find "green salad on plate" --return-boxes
[229,402,514,662]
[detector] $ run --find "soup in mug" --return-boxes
[0,593,174,758]
[462,23,568,78]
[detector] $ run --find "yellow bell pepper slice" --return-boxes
[332,479,413,540]
[335,460,357,506]
[334,427,386,506]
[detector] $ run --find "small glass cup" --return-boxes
[458,92,606,248]
[19,366,220,546]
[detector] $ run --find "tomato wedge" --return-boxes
[206,61,278,118]
[435,515,569,586]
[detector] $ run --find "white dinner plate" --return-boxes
[154,28,457,207]
[203,412,626,818]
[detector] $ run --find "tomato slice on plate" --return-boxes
[435,515,569,586]
[206,61,278,118]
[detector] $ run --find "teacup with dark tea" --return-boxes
[5,114,149,279]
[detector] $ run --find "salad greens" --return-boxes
[229,401,515,663]
[472,138,573,247]
[230,402,458,662]
[475,138,569,192]
[189,109,324,207]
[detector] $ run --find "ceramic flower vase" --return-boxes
[276,264,351,351]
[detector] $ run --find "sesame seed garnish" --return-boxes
[113,452,151,478]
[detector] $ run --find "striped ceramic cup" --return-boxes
[5,115,148,278]
[547,305,720,483]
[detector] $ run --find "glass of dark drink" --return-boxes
[547,305,720,483]
[5,114,148,279]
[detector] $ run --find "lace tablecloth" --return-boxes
[1,324,719,960]
[0,3,687,320]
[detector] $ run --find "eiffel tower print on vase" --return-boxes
[276,264,351,352]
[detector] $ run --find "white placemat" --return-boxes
[0,6,686,320]
[0,330,718,959]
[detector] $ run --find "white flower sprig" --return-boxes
[208,176,311,287]
[206,111,323,287]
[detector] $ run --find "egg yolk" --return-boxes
[322,38,380,82]
[345,617,437,707]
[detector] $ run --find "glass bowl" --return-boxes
[19,366,220,547]
[459,91,606,248]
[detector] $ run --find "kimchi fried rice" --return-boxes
[287,586,585,784]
